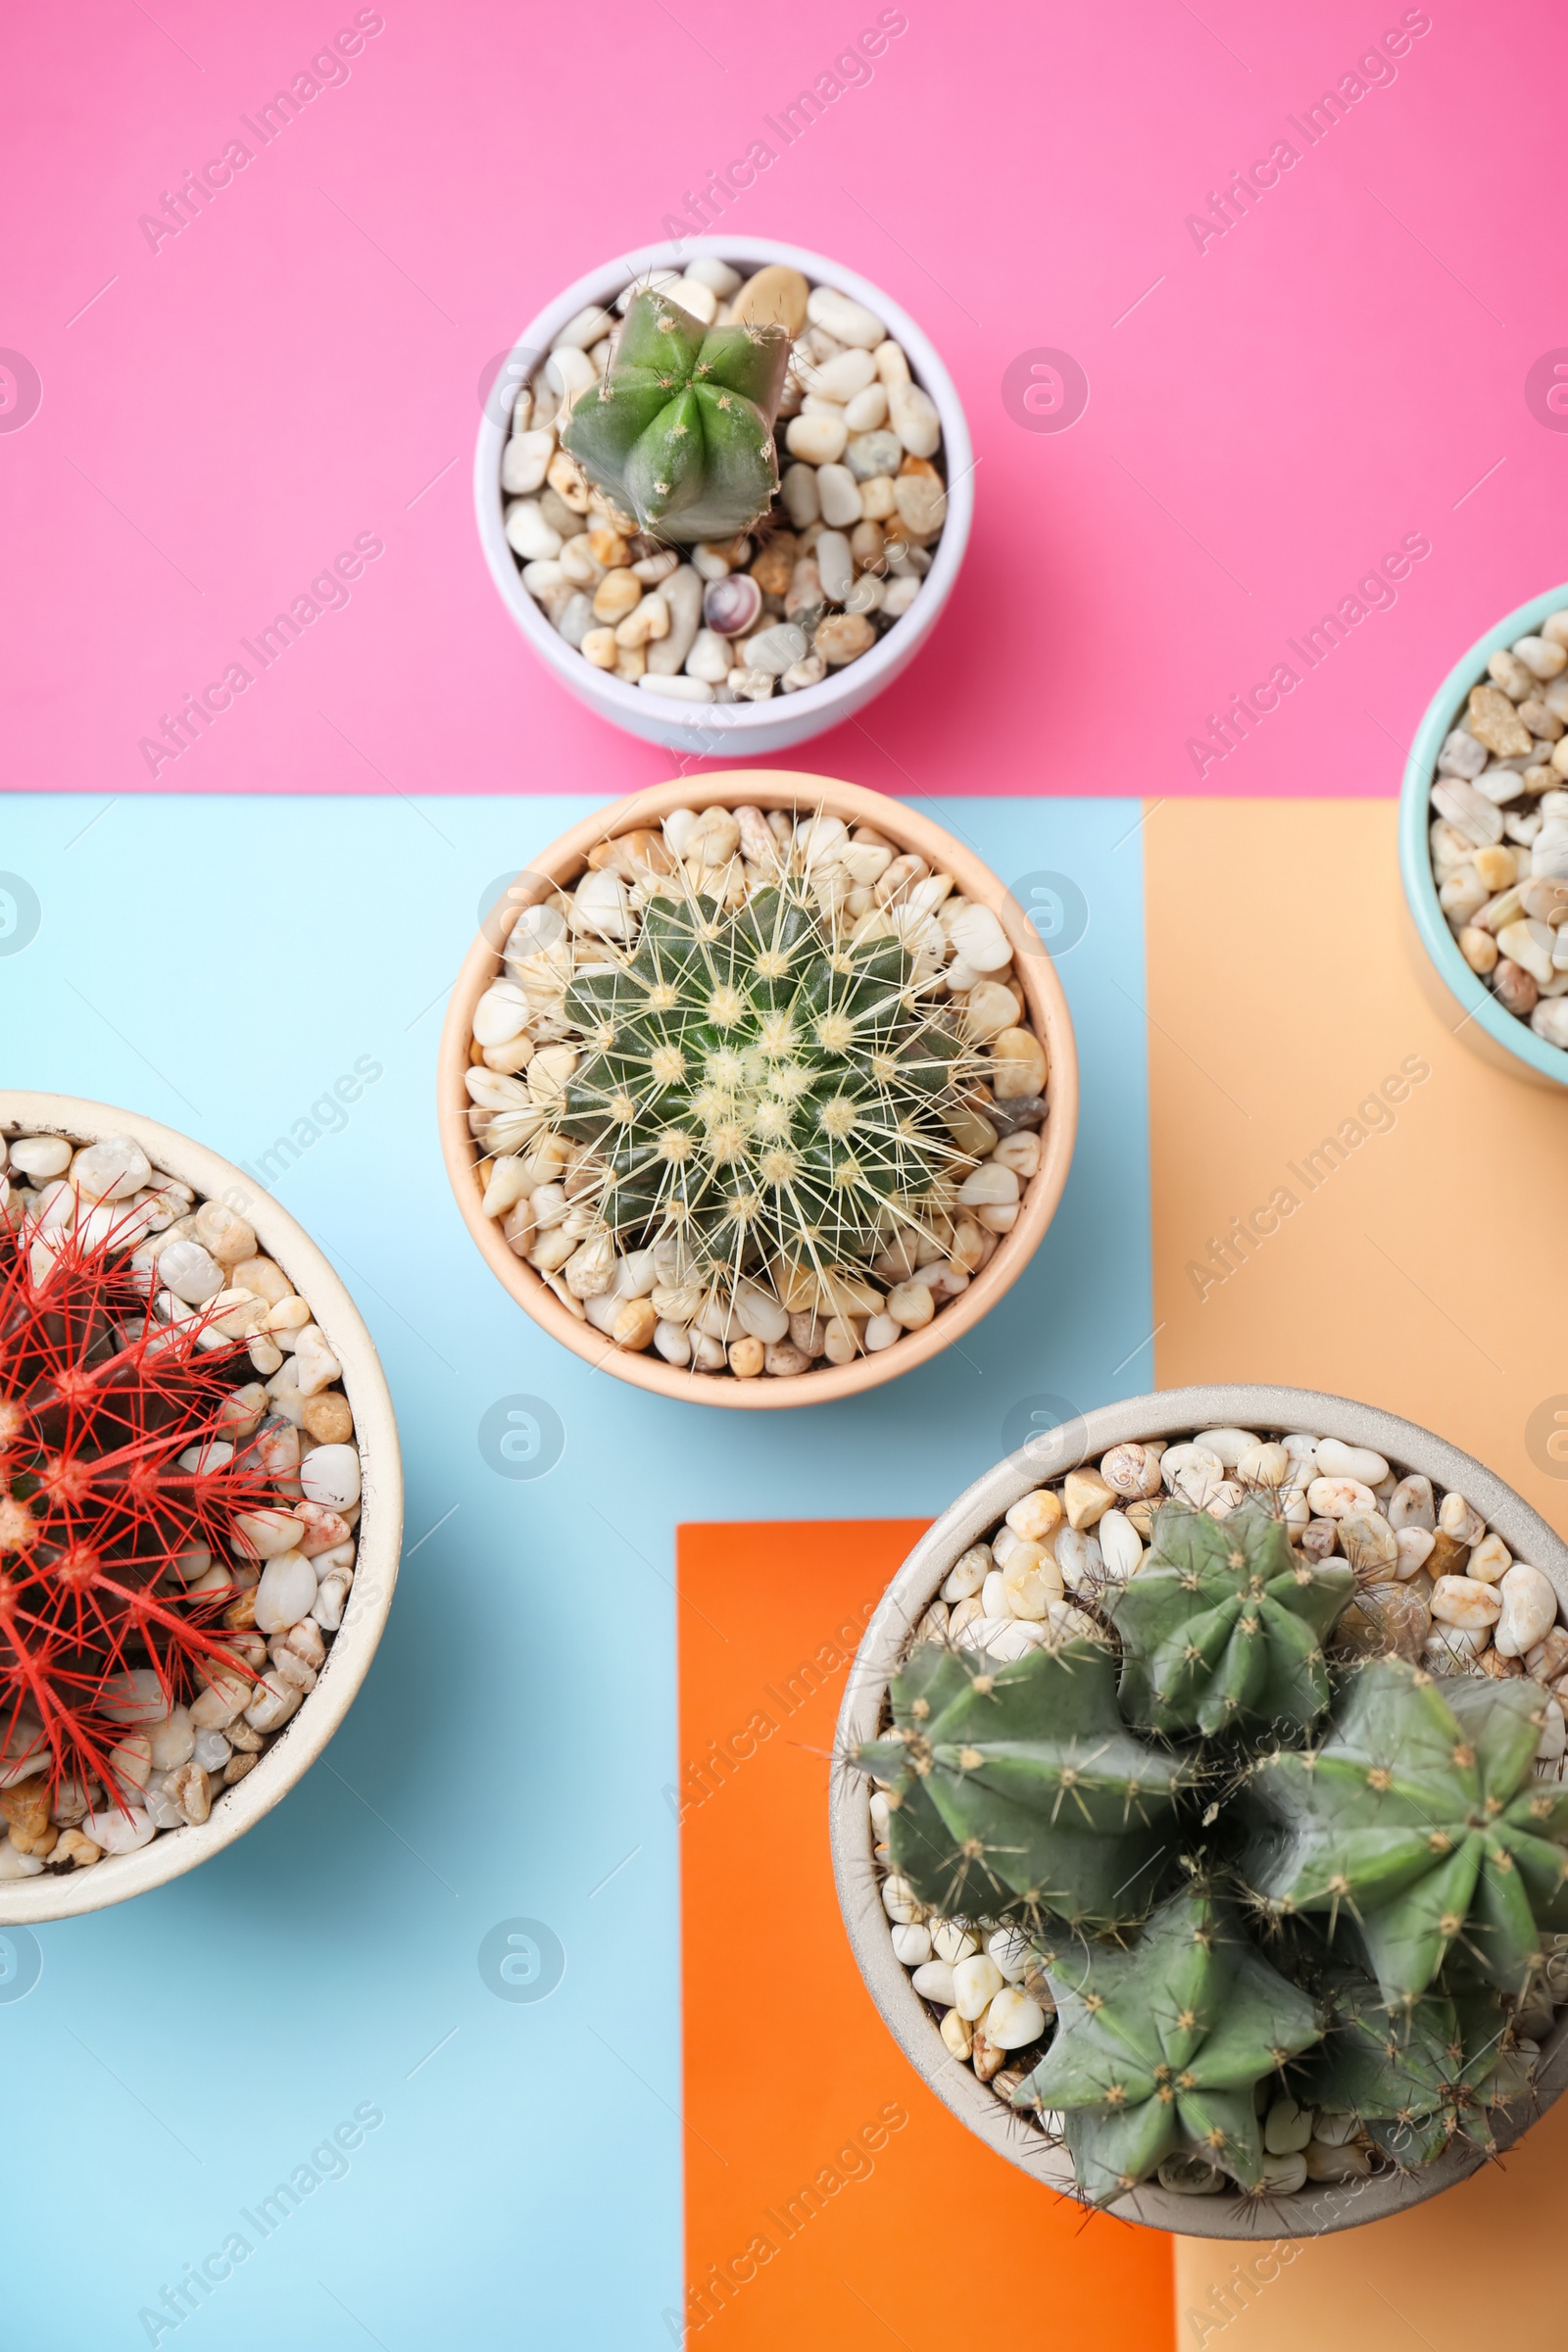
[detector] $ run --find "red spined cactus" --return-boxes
[0,1205,272,1810]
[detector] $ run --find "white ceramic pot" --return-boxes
[0,1094,403,1923]
[474,237,973,755]
[831,1384,1568,2238]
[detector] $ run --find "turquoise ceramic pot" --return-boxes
[1399,580,1568,1090]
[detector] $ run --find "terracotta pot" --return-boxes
[831,1383,1568,2236]
[438,772,1078,1407]
[0,1093,403,1924]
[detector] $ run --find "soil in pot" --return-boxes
[502,258,948,713]
[0,1128,367,1879]
[462,796,1053,1387]
[1427,603,1568,1050]
[852,1418,1568,2217]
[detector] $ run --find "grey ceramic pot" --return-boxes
[830,1384,1568,2238]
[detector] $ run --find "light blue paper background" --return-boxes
[0,794,1152,2349]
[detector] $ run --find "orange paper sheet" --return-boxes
[676,1517,1174,2348]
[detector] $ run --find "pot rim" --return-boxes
[0,1092,403,1923]
[830,1381,1568,2237]
[1397,577,1568,1089]
[473,235,974,753]
[436,771,1079,1407]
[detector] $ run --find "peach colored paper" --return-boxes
[1146,797,1568,2349]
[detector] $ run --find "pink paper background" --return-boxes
[2,0,1563,802]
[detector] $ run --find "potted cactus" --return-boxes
[833,1386,1568,2233]
[438,773,1078,1407]
[1401,578,1568,1090]
[474,237,972,755]
[0,1094,401,1924]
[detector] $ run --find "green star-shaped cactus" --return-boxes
[1102,1494,1354,1738]
[1298,1969,1535,2168]
[854,1636,1195,1934]
[561,286,791,542]
[1240,1657,1568,2002]
[1009,1886,1321,2203]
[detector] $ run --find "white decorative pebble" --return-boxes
[815,529,854,603]
[73,1136,152,1200]
[1394,1526,1436,1578]
[300,1444,361,1509]
[1306,1476,1377,1519]
[1054,1528,1102,1594]
[85,1806,158,1855]
[952,1953,1004,2019]
[669,276,718,324]
[780,464,821,526]
[8,1135,72,1179]
[984,1985,1048,2048]
[785,411,849,466]
[1098,1510,1144,1582]
[293,1325,342,1397]
[944,903,1011,971]
[910,1959,957,2004]
[149,1707,195,1772]
[988,1927,1033,1984]
[683,256,741,296]
[956,1614,1045,1660]
[254,1549,318,1635]
[942,1545,991,1603]
[930,1919,978,1963]
[1430,1574,1502,1629]
[501,429,555,496]
[806,286,886,348]
[843,383,889,433]
[888,381,941,459]
[1261,2151,1309,2194]
[815,464,862,528]
[1494,1561,1558,1655]
[745,622,808,674]
[504,500,562,562]
[158,1238,226,1305]
[881,1874,917,1924]
[1311,1438,1390,1486]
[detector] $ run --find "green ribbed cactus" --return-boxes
[556,878,982,1298]
[854,1636,1195,1934]
[1299,1972,1534,2168]
[1102,1495,1354,1739]
[1240,1658,1568,2003]
[561,287,791,543]
[1010,1886,1321,2203]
